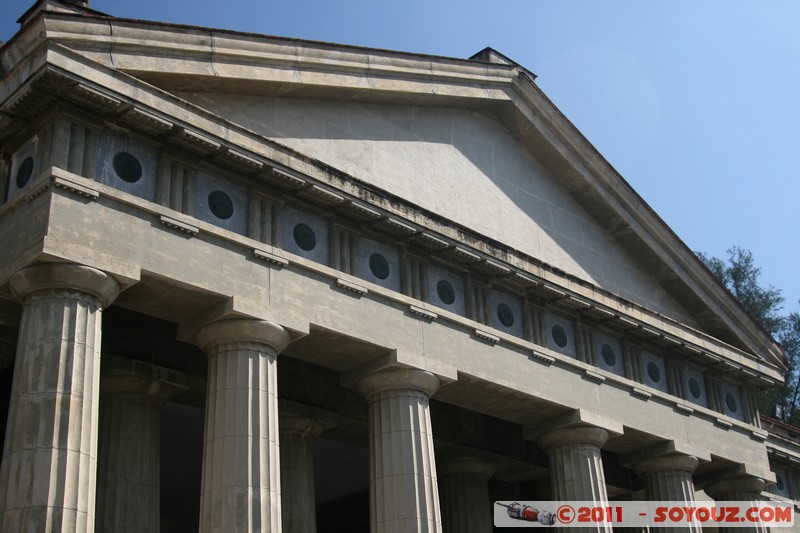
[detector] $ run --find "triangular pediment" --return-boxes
[168,90,700,324]
[0,4,785,372]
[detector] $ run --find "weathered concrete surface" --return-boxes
[194,318,290,533]
[0,263,119,532]
[356,368,443,533]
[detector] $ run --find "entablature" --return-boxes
[0,161,775,471]
[0,50,785,394]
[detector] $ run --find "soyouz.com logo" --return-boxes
[494,501,795,528]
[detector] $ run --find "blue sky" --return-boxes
[2,0,799,315]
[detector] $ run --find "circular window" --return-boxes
[688,378,702,399]
[552,325,568,348]
[497,303,515,328]
[647,361,661,383]
[601,344,617,367]
[436,279,456,305]
[369,253,390,280]
[208,191,234,220]
[293,223,316,251]
[725,392,738,413]
[16,156,34,188]
[777,474,785,492]
[113,152,142,183]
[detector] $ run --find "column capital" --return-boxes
[194,317,291,355]
[9,262,120,308]
[355,366,440,399]
[536,425,609,453]
[440,456,496,479]
[705,475,766,498]
[279,414,325,439]
[634,454,699,478]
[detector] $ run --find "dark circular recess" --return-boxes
[601,344,617,367]
[725,392,738,413]
[112,152,142,183]
[16,156,34,188]
[368,253,390,280]
[777,475,785,492]
[688,378,702,399]
[552,325,568,348]
[208,190,234,220]
[497,303,515,328]
[647,361,661,383]
[436,279,456,305]
[293,223,317,251]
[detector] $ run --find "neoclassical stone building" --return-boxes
[0,1,794,532]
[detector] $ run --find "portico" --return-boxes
[0,1,789,532]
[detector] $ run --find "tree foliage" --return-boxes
[699,247,800,422]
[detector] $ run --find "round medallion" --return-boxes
[497,303,515,328]
[688,378,702,399]
[113,152,142,183]
[647,361,661,383]
[725,392,738,413]
[552,325,568,348]
[436,279,456,305]
[293,223,317,251]
[16,156,34,188]
[208,191,234,220]
[601,344,616,367]
[368,253,390,280]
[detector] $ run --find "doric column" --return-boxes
[356,367,442,533]
[537,426,610,501]
[195,318,291,533]
[634,454,699,501]
[0,263,120,533]
[96,357,189,533]
[634,454,700,533]
[280,415,324,533]
[705,476,768,533]
[537,426,611,533]
[439,457,495,533]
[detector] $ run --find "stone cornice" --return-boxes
[3,10,515,102]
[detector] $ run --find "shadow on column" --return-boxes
[0,365,11,463]
[160,401,204,533]
[314,438,370,533]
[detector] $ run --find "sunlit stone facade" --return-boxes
[0,1,793,532]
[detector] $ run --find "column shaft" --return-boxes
[705,477,768,533]
[440,457,494,533]
[196,319,290,533]
[280,416,323,533]
[538,427,610,502]
[634,454,700,533]
[96,393,161,533]
[96,360,188,533]
[357,368,442,533]
[0,264,119,533]
[645,470,696,500]
[537,426,611,533]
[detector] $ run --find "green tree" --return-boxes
[698,247,799,422]
[699,247,785,333]
[779,312,800,422]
